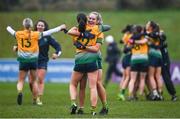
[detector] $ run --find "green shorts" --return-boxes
[131,54,148,72]
[74,62,98,73]
[149,55,162,67]
[131,61,148,72]
[19,61,37,71]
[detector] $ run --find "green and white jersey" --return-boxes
[131,53,148,65]
[149,48,162,58]
[75,52,99,65]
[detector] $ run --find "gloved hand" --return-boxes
[62,29,68,34]
[80,31,95,39]
[74,41,86,49]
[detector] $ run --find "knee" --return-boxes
[89,84,97,90]
[38,78,44,84]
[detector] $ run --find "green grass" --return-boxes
[0,10,180,60]
[0,82,180,118]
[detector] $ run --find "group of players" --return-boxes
[6,11,110,115]
[7,19,65,106]
[118,21,177,102]
[6,11,177,116]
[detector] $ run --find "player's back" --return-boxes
[15,29,40,62]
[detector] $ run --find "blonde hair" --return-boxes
[22,18,33,29]
[89,11,103,25]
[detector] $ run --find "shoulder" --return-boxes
[15,30,26,38]
[16,30,24,35]
[32,31,40,35]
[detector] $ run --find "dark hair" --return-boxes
[132,25,143,34]
[77,13,87,32]
[148,21,160,32]
[34,19,49,31]
[121,24,133,33]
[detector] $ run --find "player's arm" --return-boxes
[73,37,103,53]
[67,27,79,36]
[49,37,62,59]
[67,27,95,39]
[100,24,111,32]
[85,33,103,53]
[41,24,66,38]
[129,37,148,45]
[6,26,16,36]
[134,38,148,44]
[85,43,101,53]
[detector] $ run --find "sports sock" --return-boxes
[71,100,76,106]
[102,102,108,109]
[17,90,22,94]
[91,106,96,112]
[120,89,125,95]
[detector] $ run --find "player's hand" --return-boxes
[80,31,95,39]
[62,29,68,34]
[60,24,66,31]
[13,45,18,52]
[52,53,58,60]
[74,41,86,49]
[128,39,134,44]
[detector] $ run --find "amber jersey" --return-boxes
[72,24,104,53]
[131,36,148,55]
[148,37,162,58]
[122,33,132,46]
[15,29,40,62]
[131,36,149,64]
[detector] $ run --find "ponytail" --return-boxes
[77,13,87,32]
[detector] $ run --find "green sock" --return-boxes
[71,100,76,106]
[120,89,125,95]
[102,102,108,109]
[18,90,22,94]
[91,106,96,112]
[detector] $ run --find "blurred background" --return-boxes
[1,0,180,11]
[0,0,180,82]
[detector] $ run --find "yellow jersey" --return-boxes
[15,29,40,62]
[122,32,132,45]
[131,37,148,55]
[72,24,104,52]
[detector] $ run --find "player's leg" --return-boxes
[36,68,46,104]
[29,69,39,104]
[128,71,138,100]
[87,70,98,115]
[17,70,27,105]
[138,63,148,97]
[118,67,130,101]
[139,72,146,96]
[155,67,163,100]
[104,63,113,88]
[148,66,159,100]
[28,74,33,93]
[97,69,108,115]
[77,74,87,114]
[69,71,84,114]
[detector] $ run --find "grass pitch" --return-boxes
[0,82,180,118]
